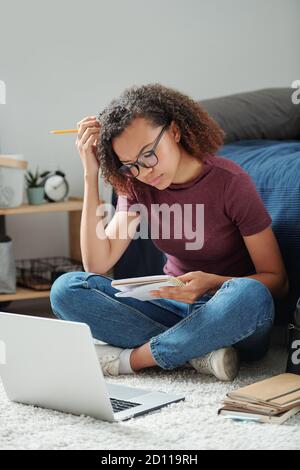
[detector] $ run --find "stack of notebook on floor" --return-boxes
[218,373,300,424]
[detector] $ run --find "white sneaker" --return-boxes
[189,347,240,382]
[94,344,125,376]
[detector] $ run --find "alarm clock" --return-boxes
[44,171,69,202]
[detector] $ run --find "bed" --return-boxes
[219,139,300,325]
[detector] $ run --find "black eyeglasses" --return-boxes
[118,124,169,178]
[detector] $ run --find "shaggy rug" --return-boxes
[0,344,299,450]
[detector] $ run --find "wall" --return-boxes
[0,0,299,259]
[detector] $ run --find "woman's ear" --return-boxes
[170,120,181,143]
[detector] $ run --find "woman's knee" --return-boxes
[50,271,84,319]
[222,277,275,323]
[50,271,112,321]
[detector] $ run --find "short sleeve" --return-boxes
[224,172,272,236]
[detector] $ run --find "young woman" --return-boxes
[50,84,289,382]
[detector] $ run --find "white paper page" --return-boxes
[114,280,180,301]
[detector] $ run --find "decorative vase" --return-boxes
[27,187,45,205]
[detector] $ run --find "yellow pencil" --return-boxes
[50,129,78,134]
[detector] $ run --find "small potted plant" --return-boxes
[25,167,51,205]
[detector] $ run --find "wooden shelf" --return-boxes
[0,287,51,303]
[0,197,83,215]
[0,196,84,304]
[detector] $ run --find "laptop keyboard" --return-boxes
[110,397,141,413]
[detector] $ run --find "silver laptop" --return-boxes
[0,312,185,421]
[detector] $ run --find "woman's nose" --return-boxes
[139,166,155,178]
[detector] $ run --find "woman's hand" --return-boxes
[75,116,101,176]
[150,271,221,304]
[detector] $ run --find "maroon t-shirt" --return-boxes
[115,154,272,277]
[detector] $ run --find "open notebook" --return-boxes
[111,275,185,301]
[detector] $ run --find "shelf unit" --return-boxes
[0,197,83,303]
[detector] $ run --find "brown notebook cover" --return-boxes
[227,374,300,409]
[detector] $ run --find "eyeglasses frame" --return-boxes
[118,123,169,178]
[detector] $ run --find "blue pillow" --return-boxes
[219,140,300,324]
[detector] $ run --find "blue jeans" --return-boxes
[50,272,275,370]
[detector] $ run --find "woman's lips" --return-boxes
[148,174,163,185]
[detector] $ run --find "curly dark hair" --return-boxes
[96,83,224,198]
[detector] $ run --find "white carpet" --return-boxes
[0,346,299,450]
